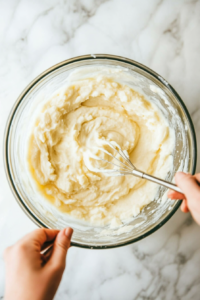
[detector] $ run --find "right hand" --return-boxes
[168,172,200,225]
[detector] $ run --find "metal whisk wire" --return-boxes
[94,142,133,172]
[86,140,183,193]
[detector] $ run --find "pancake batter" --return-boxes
[28,70,174,226]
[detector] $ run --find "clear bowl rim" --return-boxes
[4,54,197,249]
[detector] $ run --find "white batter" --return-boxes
[28,69,174,227]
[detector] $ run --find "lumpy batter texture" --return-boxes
[28,71,174,226]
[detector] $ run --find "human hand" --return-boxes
[4,227,73,300]
[168,172,200,225]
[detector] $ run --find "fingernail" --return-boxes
[65,227,73,239]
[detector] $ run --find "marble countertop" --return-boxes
[0,0,200,299]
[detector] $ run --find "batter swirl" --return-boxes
[28,72,174,226]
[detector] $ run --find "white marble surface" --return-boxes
[0,0,200,299]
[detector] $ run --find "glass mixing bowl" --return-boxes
[4,54,197,249]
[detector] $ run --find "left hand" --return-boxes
[4,227,73,300]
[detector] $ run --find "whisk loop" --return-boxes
[84,140,183,193]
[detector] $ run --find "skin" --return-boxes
[4,227,73,300]
[168,172,200,225]
[4,172,200,299]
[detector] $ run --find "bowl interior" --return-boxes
[5,55,196,248]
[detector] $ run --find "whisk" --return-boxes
[84,140,183,194]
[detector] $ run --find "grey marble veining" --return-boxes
[0,0,200,299]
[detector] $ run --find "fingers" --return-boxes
[20,228,60,249]
[181,199,189,213]
[167,190,185,200]
[168,173,200,201]
[48,228,73,271]
[167,189,189,213]
[168,172,200,219]
[175,172,200,199]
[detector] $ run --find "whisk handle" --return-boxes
[142,172,183,194]
[132,170,183,194]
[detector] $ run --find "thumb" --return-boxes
[175,172,200,198]
[49,227,73,269]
